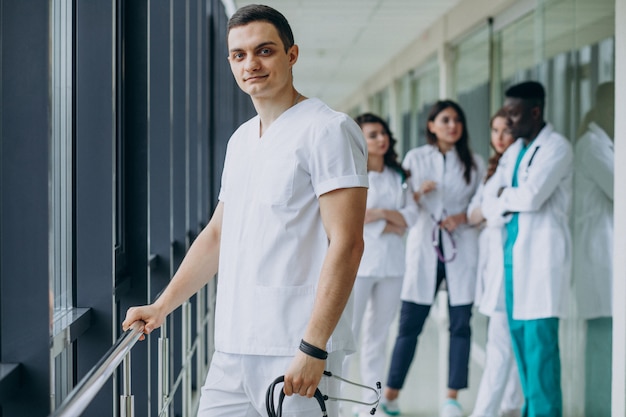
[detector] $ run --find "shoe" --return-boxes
[440,399,463,417]
[500,409,521,417]
[380,398,401,416]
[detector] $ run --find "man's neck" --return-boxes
[523,121,546,146]
[254,88,301,137]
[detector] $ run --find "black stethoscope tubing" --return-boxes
[265,370,381,417]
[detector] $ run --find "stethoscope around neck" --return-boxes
[265,371,382,417]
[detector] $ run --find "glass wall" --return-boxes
[406,57,439,152]
[494,0,615,415]
[49,0,74,407]
[453,25,491,162]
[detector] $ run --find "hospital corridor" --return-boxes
[1,0,625,416]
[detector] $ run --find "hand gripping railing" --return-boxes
[48,320,145,417]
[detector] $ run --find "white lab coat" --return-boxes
[358,167,418,277]
[401,144,485,306]
[482,123,573,320]
[573,122,614,318]
[468,180,507,316]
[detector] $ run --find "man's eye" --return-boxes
[259,48,272,55]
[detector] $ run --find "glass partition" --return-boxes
[453,25,491,161]
[406,57,439,152]
[50,0,74,408]
[495,0,615,415]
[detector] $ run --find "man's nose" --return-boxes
[244,55,260,71]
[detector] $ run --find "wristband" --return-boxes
[299,339,328,360]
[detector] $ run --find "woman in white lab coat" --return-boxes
[381,100,484,417]
[468,109,522,417]
[344,113,418,416]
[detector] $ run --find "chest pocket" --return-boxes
[256,157,296,206]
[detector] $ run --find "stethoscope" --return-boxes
[430,209,457,263]
[265,371,382,417]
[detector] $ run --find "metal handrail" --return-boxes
[49,321,145,417]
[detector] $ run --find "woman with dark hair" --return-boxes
[467,109,522,417]
[380,100,484,417]
[345,113,418,417]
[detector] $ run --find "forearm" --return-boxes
[468,207,484,226]
[365,208,407,227]
[383,223,406,235]
[154,205,223,316]
[302,234,364,348]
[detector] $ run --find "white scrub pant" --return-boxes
[198,350,344,417]
[343,275,402,403]
[470,312,523,417]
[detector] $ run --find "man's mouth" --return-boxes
[244,75,268,82]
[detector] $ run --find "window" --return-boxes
[49,0,75,408]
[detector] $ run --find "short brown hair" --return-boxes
[227,4,294,52]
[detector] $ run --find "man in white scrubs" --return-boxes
[482,81,573,417]
[122,5,369,417]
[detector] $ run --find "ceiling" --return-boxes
[227,0,462,108]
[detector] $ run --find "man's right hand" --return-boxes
[122,304,166,341]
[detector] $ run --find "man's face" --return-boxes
[227,21,298,100]
[503,97,536,140]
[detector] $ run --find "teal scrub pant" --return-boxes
[504,264,562,417]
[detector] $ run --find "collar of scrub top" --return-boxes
[265,371,381,417]
[431,209,458,263]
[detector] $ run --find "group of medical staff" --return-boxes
[346,80,614,417]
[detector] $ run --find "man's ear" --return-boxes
[530,105,542,120]
[287,44,299,67]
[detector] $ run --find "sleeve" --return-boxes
[217,140,233,203]
[481,152,510,223]
[578,134,614,200]
[364,220,387,237]
[474,154,487,187]
[467,181,484,224]
[310,115,369,197]
[402,150,420,192]
[399,180,419,227]
[496,137,573,214]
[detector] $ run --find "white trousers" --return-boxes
[343,275,402,404]
[470,312,523,417]
[198,351,344,417]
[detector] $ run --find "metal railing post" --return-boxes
[158,321,170,417]
[182,301,191,417]
[120,353,134,417]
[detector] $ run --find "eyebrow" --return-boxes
[229,41,279,53]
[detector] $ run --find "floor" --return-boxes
[339,292,488,417]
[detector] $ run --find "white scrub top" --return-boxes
[482,123,573,320]
[358,167,418,278]
[401,144,485,306]
[573,122,614,318]
[468,180,507,316]
[216,98,369,356]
